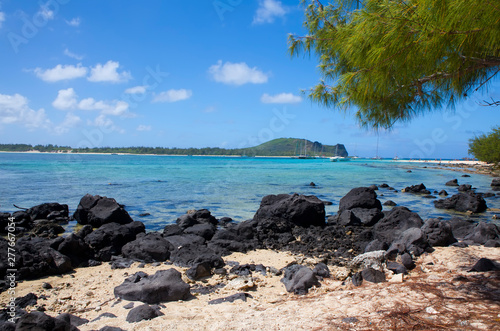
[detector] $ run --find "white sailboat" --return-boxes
[371,135,382,160]
[330,145,350,162]
[293,139,314,159]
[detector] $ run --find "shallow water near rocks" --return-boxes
[1,153,498,231]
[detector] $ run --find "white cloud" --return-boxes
[78,98,130,116]
[64,48,84,60]
[152,89,192,103]
[65,17,80,27]
[261,92,302,104]
[208,60,268,85]
[38,5,54,21]
[34,63,88,82]
[253,0,288,25]
[52,88,78,110]
[88,60,131,83]
[0,93,51,130]
[54,113,81,134]
[0,12,5,29]
[137,125,152,131]
[52,88,132,117]
[125,85,147,94]
[88,114,124,133]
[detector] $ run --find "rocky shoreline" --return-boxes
[1,178,499,330]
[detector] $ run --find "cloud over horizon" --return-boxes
[0,93,51,130]
[52,88,132,118]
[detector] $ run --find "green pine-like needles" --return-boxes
[289,0,500,129]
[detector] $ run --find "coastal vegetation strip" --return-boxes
[0,138,348,157]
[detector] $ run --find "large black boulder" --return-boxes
[253,193,325,227]
[114,269,190,304]
[464,222,500,245]
[434,193,487,213]
[121,232,173,262]
[84,221,145,261]
[14,237,72,280]
[373,207,424,244]
[338,187,382,212]
[421,218,457,247]
[183,223,216,240]
[27,203,69,222]
[15,311,78,331]
[281,265,320,295]
[387,228,430,257]
[336,208,383,226]
[448,217,477,239]
[74,194,133,227]
[57,233,94,267]
[445,179,459,187]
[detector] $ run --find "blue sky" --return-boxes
[0,0,498,159]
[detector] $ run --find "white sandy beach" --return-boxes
[2,246,499,330]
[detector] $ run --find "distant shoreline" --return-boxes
[0,150,487,162]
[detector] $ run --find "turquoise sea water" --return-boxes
[0,153,498,232]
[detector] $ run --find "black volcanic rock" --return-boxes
[434,193,487,213]
[403,183,431,194]
[361,267,386,283]
[421,218,457,247]
[114,269,190,304]
[176,209,217,230]
[126,304,164,323]
[338,187,382,212]
[84,221,145,261]
[373,207,424,244]
[14,236,72,280]
[464,222,500,245]
[253,193,325,227]
[458,184,472,192]
[27,203,69,222]
[15,311,77,331]
[74,194,134,227]
[281,265,320,295]
[121,232,173,262]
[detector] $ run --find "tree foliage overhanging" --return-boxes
[468,127,500,163]
[289,0,500,129]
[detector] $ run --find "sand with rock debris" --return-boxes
[2,247,499,330]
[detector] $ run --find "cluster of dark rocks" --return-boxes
[1,177,499,329]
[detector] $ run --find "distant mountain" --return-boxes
[0,138,348,157]
[243,138,348,157]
